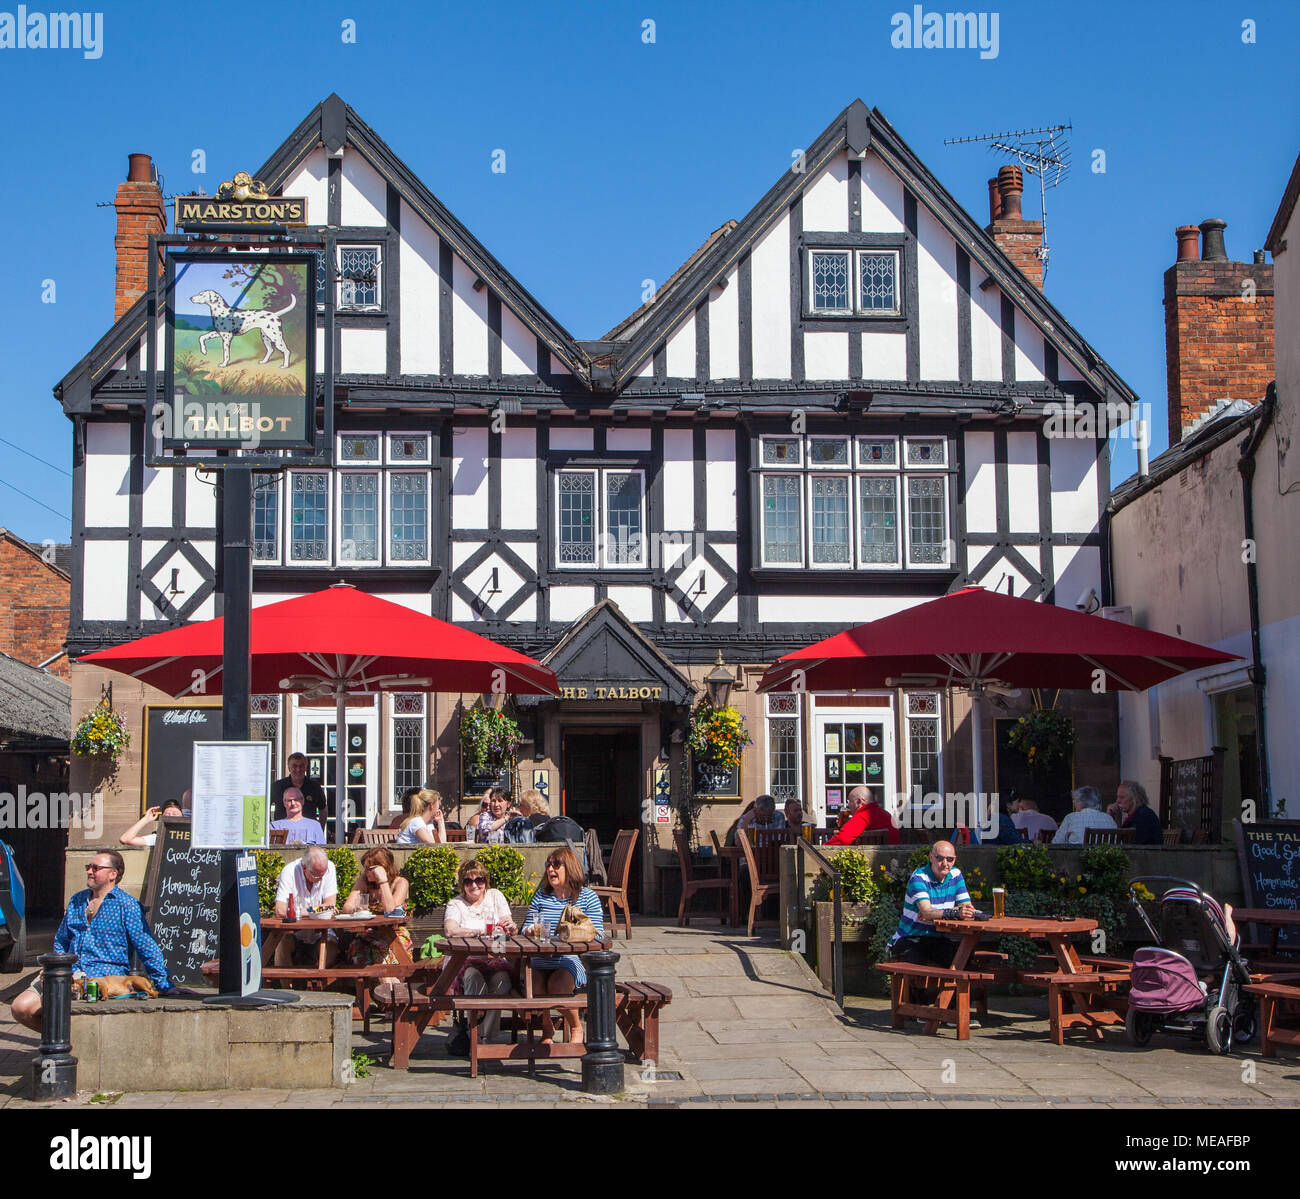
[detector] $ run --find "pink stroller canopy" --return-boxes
[1128,947,1207,1014]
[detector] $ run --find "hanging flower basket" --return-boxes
[458,706,524,772]
[1006,696,1075,775]
[685,700,752,771]
[71,699,131,760]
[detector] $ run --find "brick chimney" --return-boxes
[114,153,166,321]
[986,164,1044,290]
[1164,218,1274,443]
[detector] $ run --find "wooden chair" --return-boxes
[1085,827,1136,845]
[672,829,731,926]
[445,828,467,843]
[1036,828,1055,844]
[735,827,783,936]
[591,829,639,938]
[268,828,288,845]
[354,827,400,845]
[855,828,890,846]
[1162,828,1184,847]
[1190,829,1210,845]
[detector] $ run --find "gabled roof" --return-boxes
[0,651,69,744]
[55,94,592,413]
[1265,149,1300,253]
[257,95,587,378]
[0,529,71,580]
[605,100,1136,403]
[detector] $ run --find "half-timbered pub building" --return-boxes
[60,96,1132,908]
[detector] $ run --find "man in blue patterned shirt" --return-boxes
[11,849,173,1031]
[886,840,974,968]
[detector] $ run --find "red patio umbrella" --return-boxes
[81,584,559,842]
[758,586,1238,797]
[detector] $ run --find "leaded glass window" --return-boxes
[810,476,850,564]
[767,715,801,803]
[339,246,381,309]
[253,473,279,561]
[605,472,644,566]
[339,473,380,563]
[290,472,329,561]
[905,438,946,467]
[761,475,802,564]
[392,693,426,805]
[808,437,849,467]
[908,711,941,795]
[859,252,899,313]
[340,435,379,463]
[251,715,281,780]
[858,476,898,565]
[761,437,801,466]
[810,250,851,312]
[558,472,596,564]
[857,437,898,468]
[907,476,947,565]
[389,474,428,562]
[388,434,429,463]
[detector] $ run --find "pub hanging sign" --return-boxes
[175,173,307,230]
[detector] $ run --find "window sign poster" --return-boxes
[235,852,262,996]
[826,788,843,812]
[191,741,271,849]
[824,733,840,754]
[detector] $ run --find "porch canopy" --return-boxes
[758,586,1238,801]
[81,584,559,842]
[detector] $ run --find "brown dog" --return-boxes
[71,975,159,1000]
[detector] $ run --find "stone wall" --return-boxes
[70,992,351,1092]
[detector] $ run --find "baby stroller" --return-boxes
[1124,876,1255,1054]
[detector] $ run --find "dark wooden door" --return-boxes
[562,728,642,907]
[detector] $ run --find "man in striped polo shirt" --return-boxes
[887,840,975,968]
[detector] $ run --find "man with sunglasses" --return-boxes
[10,849,173,1032]
[886,840,975,968]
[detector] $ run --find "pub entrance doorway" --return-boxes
[562,726,642,908]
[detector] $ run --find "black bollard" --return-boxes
[32,952,78,1100]
[580,947,624,1094]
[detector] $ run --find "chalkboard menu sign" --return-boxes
[140,817,224,987]
[142,704,222,813]
[1232,819,1300,949]
[461,759,512,800]
[1167,758,1203,835]
[692,754,740,798]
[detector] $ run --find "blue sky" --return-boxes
[1,0,1296,545]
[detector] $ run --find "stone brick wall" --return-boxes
[0,533,70,677]
[1164,258,1274,443]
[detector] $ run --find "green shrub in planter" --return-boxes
[402,846,460,915]
[255,851,285,914]
[473,845,536,907]
[325,847,359,899]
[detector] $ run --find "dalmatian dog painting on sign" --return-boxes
[190,289,296,368]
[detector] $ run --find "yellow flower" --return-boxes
[1078,887,1086,895]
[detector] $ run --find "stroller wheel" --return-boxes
[1233,999,1257,1044]
[1206,1005,1232,1055]
[1125,1008,1154,1047]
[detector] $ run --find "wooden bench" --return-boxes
[1019,970,1130,1045]
[1244,975,1300,1059]
[616,981,672,1064]
[875,961,997,1039]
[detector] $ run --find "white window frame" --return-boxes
[903,473,951,569]
[855,473,901,571]
[337,431,382,466]
[806,473,853,570]
[386,469,432,566]
[759,472,804,567]
[904,691,944,800]
[386,431,432,465]
[286,469,332,565]
[764,692,803,805]
[337,243,384,312]
[387,692,428,813]
[903,436,948,470]
[554,466,647,569]
[856,435,899,470]
[857,249,901,316]
[252,473,283,566]
[759,435,803,468]
[336,469,383,567]
[807,248,853,315]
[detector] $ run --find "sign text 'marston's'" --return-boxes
[175,197,307,226]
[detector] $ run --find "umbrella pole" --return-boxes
[335,686,348,846]
[969,688,985,810]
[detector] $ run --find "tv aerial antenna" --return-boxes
[944,122,1072,282]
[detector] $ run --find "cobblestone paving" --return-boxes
[3,922,1299,1108]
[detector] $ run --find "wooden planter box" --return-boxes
[813,901,881,995]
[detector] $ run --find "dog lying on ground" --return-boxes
[71,975,159,1000]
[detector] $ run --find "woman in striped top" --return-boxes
[524,845,604,1043]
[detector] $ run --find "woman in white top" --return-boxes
[118,801,183,847]
[395,788,447,845]
[443,858,518,1044]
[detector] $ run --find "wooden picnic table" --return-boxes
[928,914,1116,1040]
[260,913,412,970]
[1234,908,1300,958]
[385,932,612,1069]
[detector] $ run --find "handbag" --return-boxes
[554,903,599,942]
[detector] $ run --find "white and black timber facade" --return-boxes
[58,96,1130,905]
